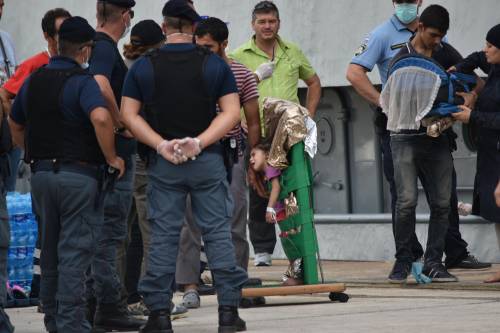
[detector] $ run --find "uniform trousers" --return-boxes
[176,155,250,285]
[31,170,102,333]
[139,149,248,311]
[89,157,135,306]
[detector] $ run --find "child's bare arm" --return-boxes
[268,177,281,209]
[265,177,281,223]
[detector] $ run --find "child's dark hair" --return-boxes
[254,140,272,153]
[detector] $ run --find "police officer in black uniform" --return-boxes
[8,16,125,333]
[87,1,145,331]
[122,1,248,332]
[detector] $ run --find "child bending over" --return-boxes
[250,142,303,285]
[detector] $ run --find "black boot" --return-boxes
[93,302,146,332]
[139,310,172,333]
[218,306,246,333]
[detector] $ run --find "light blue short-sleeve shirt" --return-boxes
[351,15,413,85]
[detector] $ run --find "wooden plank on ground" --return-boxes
[242,283,346,297]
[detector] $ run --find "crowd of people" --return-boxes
[0,0,497,332]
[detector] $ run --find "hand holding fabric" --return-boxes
[452,105,472,124]
[266,207,277,224]
[457,91,478,109]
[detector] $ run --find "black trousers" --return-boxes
[379,128,468,265]
[248,187,276,255]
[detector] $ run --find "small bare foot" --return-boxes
[484,271,500,283]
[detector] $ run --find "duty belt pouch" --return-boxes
[222,138,238,183]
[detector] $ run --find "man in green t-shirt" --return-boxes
[231,0,321,266]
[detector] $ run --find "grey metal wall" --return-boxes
[307,86,478,215]
[2,0,499,86]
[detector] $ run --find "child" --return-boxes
[250,142,303,285]
[249,142,286,224]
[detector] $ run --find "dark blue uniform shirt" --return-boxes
[123,44,238,103]
[90,32,137,162]
[90,32,128,106]
[11,56,106,126]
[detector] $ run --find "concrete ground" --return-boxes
[6,261,500,333]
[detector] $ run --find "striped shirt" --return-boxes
[224,60,259,140]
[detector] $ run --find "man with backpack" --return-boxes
[383,5,482,283]
[346,0,490,283]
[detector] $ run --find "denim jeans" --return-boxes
[379,131,424,260]
[139,149,248,311]
[391,134,453,266]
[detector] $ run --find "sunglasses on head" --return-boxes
[254,1,278,11]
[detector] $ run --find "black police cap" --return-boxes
[131,20,165,47]
[98,0,136,8]
[59,16,96,43]
[162,0,201,22]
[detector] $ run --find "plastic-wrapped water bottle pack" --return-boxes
[6,192,37,296]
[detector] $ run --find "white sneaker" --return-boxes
[254,252,272,267]
[458,202,472,216]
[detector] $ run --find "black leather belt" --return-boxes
[30,159,100,179]
[391,128,427,135]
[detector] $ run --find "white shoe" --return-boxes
[458,202,472,216]
[254,252,272,267]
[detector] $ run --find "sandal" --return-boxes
[181,289,200,309]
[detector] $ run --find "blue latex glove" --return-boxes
[411,262,432,284]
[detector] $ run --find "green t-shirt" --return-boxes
[230,36,316,134]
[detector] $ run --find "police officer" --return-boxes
[345,0,489,278]
[87,1,145,331]
[8,16,125,333]
[121,1,248,332]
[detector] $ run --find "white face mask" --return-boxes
[80,48,90,69]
